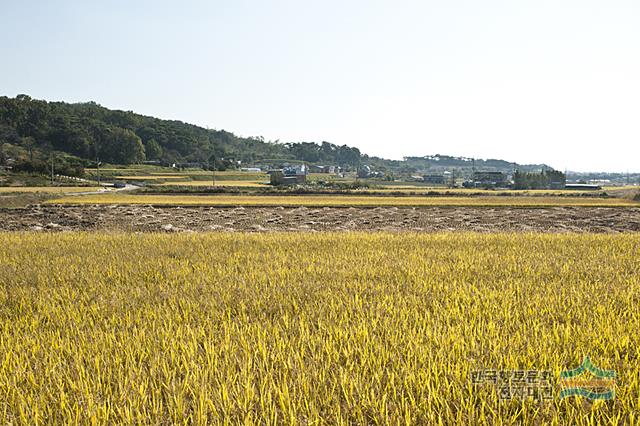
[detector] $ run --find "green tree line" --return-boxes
[0,95,365,168]
[513,170,566,189]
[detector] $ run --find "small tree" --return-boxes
[144,138,163,160]
[101,127,145,164]
[21,136,37,162]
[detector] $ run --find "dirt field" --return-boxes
[1,205,639,233]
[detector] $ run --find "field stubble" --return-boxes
[2,205,640,233]
[44,194,639,207]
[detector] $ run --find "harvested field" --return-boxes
[44,194,639,207]
[1,205,639,233]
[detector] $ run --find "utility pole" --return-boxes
[50,151,55,185]
[94,140,101,186]
[205,158,209,182]
[212,154,216,186]
[96,158,101,186]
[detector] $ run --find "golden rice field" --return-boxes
[147,171,266,177]
[371,187,605,195]
[84,168,148,172]
[113,172,268,181]
[157,180,269,187]
[0,186,100,194]
[0,233,638,424]
[45,193,639,207]
[114,175,191,180]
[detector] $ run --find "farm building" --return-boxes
[423,174,445,184]
[269,164,308,185]
[309,165,339,174]
[466,171,509,188]
[565,183,601,190]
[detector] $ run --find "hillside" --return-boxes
[0,95,363,172]
[0,95,552,177]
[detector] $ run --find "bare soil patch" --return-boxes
[1,205,639,233]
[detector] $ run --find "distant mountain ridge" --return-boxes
[402,154,554,174]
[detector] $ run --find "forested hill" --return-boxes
[402,155,554,173]
[0,95,552,174]
[0,95,363,168]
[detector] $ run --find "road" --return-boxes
[61,183,140,196]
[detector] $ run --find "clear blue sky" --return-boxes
[1,0,639,172]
